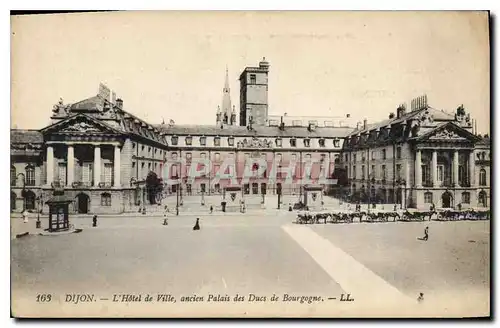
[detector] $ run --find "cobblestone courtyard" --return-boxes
[11,213,490,317]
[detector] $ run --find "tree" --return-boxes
[145,171,163,205]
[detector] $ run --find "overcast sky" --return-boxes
[11,11,490,134]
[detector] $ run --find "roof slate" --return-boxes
[11,129,44,144]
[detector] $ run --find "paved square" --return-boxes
[11,214,490,317]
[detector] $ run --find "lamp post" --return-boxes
[400,179,407,210]
[277,184,281,210]
[35,195,42,228]
[176,180,180,216]
[16,173,26,211]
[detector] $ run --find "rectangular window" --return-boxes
[186,152,192,163]
[58,163,67,186]
[185,136,193,146]
[250,74,256,84]
[26,166,35,186]
[319,139,325,147]
[396,147,402,159]
[353,165,356,179]
[382,149,387,160]
[371,165,376,179]
[228,137,235,146]
[101,193,112,206]
[290,138,297,147]
[353,154,357,162]
[396,164,402,180]
[200,137,206,146]
[275,138,283,147]
[424,192,433,203]
[382,165,386,180]
[82,162,93,185]
[214,152,221,162]
[214,137,221,146]
[244,184,250,194]
[361,165,365,180]
[200,152,206,159]
[303,139,310,147]
[437,165,444,183]
[371,151,376,160]
[104,163,113,185]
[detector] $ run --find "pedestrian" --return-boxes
[417,293,424,303]
[193,218,200,231]
[163,209,168,226]
[210,205,213,214]
[22,209,29,223]
[423,226,429,241]
[164,205,169,213]
[92,215,98,227]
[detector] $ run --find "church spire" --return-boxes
[224,65,230,91]
[221,65,233,125]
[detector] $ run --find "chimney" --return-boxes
[116,98,123,109]
[396,105,406,119]
[363,119,368,130]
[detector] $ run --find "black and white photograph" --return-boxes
[9,11,491,318]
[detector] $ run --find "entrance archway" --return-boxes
[11,191,16,211]
[23,190,36,210]
[442,191,453,208]
[76,193,90,214]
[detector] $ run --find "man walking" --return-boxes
[193,218,200,231]
[22,209,29,223]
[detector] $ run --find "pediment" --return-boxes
[41,114,122,135]
[418,123,480,143]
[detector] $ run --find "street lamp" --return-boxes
[35,195,42,228]
[399,179,407,210]
[176,180,180,216]
[16,173,26,211]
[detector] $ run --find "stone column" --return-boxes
[94,145,101,186]
[469,151,475,186]
[46,145,54,186]
[67,144,74,186]
[453,150,459,186]
[114,145,121,187]
[415,149,422,187]
[432,150,438,187]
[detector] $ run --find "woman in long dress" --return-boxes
[22,209,29,223]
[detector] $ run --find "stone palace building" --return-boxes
[10,58,490,214]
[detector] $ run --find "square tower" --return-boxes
[239,57,269,127]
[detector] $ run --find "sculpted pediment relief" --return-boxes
[60,121,104,133]
[428,128,467,141]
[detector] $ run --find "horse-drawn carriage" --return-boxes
[435,209,490,221]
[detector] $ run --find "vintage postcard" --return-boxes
[10,11,490,318]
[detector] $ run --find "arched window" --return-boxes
[461,192,470,204]
[23,190,36,210]
[25,164,35,186]
[101,192,112,206]
[479,169,487,186]
[10,166,16,186]
[478,191,487,207]
[424,192,433,204]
